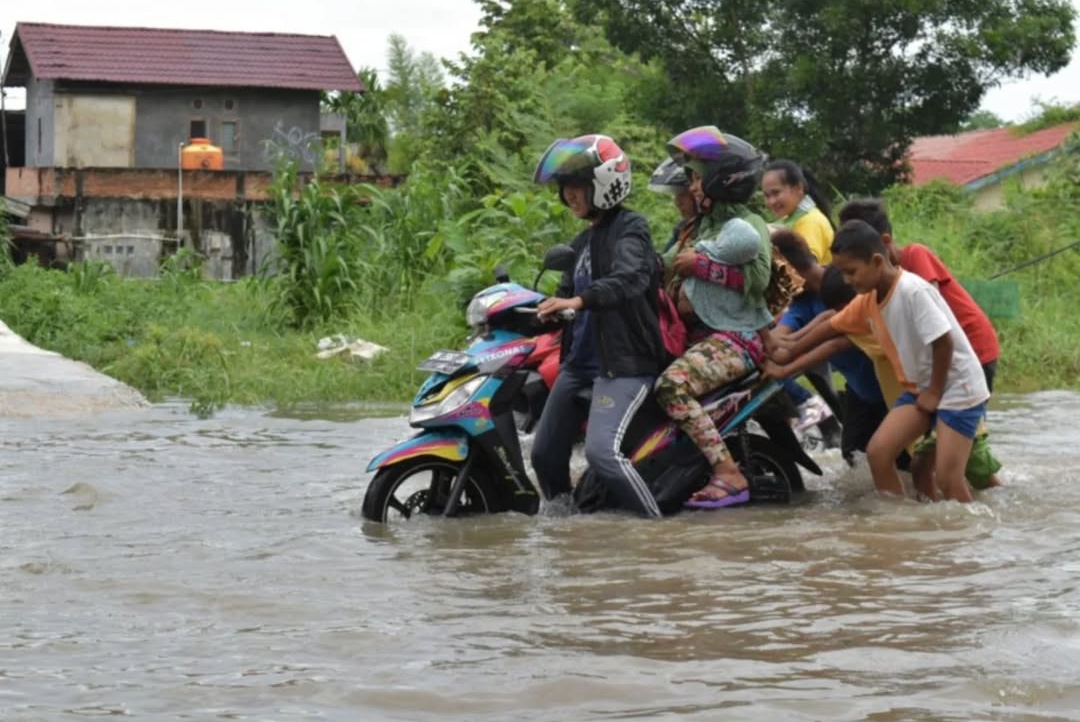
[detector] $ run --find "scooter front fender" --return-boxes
[366,429,470,473]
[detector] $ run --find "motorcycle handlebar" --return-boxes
[515,307,576,322]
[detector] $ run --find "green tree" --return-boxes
[321,67,390,172]
[476,0,581,69]
[384,33,444,133]
[1018,100,1080,133]
[418,33,552,188]
[571,0,1076,192]
[961,110,1007,131]
[383,34,446,172]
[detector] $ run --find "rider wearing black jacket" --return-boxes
[531,134,666,518]
[556,208,666,379]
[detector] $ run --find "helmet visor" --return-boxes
[667,126,732,164]
[647,157,689,194]
[533,136,597,184]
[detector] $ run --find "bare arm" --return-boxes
[764,336,854,379]
[917,331,952,413]
[774,317,843,362]
[785,309,837,343]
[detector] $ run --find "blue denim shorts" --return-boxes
[895,392,986,439]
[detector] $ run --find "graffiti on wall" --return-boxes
[263,120,321,164]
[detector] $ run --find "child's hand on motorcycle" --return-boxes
[771,345,793,364]
[762,359,787,380]
[538,296,583,322]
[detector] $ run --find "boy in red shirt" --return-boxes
[838,199,1002,494]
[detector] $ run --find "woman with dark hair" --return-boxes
[762,160,842,438]
[761,159,835,263]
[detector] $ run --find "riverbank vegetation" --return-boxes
[1,0,1078,414]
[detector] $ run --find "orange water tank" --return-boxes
[181,138,224,170]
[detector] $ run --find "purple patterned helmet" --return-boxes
[667,126,763,204]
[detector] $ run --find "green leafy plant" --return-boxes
[259,158,368,328]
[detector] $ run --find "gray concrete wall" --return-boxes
[80,200,166,277]
[25,81,322,172]
[24,78,55,167]
[131,88,322,172]
[57,197,277,280]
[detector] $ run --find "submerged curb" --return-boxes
[0,320,149,418]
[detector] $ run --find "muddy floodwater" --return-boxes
[2,392,1079,721]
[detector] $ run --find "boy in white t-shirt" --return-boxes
[776,219,990,502]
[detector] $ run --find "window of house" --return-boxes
[37,118,42,155]
[224,99,235,111]
[221,121,239,155]
[190,119,207,139]
[193,98,203,109]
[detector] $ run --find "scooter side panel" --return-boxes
[718,379,782,434]
[366,430,470,472]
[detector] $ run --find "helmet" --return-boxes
[666,126,763,205]
[647,157,689,195]
[533,134,632,211]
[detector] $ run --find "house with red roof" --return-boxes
[908,122,1078,210]
[0,22,365,278]
[2,22,362,172]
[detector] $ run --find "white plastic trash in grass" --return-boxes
[315,334,389,361]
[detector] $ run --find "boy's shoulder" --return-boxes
[891,269,938,303]
[899,243,949,272]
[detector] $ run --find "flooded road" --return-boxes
[2,393,1079,721]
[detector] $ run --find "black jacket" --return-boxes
[557,207,666,378]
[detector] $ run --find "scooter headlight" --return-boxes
[466,291,508,327]
[409,375,489,425]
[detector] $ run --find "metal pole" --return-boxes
[0,31,8,169]
[177,141,184,247]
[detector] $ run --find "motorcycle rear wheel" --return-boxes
[361,456,498,523]
[732,434,804,493]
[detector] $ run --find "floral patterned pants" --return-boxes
[653,336,758,466]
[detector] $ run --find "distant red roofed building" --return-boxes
[908,122,1078,210]
[1,22,372,279]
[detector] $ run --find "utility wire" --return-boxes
[989,240,1080,280]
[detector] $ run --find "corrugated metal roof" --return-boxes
[2,22,363,92]
[908,123,1078,186]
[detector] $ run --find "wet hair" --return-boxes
[764,160,835,229]
[771,228,816,273]
[831,219,889,262]
[838,197,892,235]
[820,265,857,309]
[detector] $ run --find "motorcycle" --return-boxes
[361,245,822,523]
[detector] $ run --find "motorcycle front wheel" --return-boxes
[361,455,499,523]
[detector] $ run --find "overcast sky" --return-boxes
[2,0,1080,124]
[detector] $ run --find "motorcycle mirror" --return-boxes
[542,244,576,272]
[494,264,510,283]
[533,244,576,290]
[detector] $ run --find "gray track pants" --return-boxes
[530,368,662,518]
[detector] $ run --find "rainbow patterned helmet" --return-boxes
[533,134,632,210]
[667,126,763,204]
